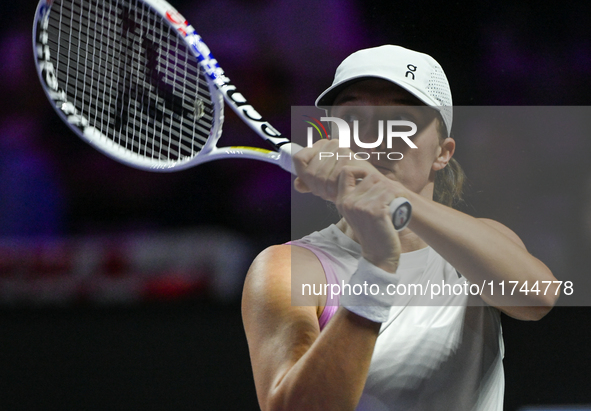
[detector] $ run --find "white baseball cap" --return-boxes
[315,45,453,135]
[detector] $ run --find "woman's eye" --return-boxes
[343,114,359,123]
[392,113,413,122]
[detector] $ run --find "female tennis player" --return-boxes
[241,45,559,411]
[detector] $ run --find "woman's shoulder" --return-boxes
[250,243,324,270]
[244,244,327,310]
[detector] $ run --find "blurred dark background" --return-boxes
[1,0,591,409]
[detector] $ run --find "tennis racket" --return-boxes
[32,0,411,230]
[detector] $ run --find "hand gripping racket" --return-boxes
[33,0,411,230]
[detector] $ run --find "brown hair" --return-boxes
[433,118,466,208]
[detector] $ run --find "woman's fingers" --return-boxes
[336,171,403,272]
[293,139,404,272]
[293,139,335,194]
[293,139,376,202]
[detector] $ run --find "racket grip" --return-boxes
[389,197,412,231]
[278,142,303,175]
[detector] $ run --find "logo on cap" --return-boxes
[405,64,417,80]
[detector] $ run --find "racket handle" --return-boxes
[277,142,303,174]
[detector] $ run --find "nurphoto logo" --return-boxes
[303,116,418,161]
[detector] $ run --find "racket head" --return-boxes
[33,0,224,172]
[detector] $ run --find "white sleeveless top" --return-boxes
[291,225,505,411]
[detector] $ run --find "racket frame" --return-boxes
[33,0,299,173]
[32,0,410,229]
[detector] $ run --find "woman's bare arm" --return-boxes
[402,191,559,320]
[242,244,382,411]
[292,140,559,321]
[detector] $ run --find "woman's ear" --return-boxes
[432,137,455,171]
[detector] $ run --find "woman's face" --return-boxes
[330,79,453,196]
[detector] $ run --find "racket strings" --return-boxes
[44,0,215,162]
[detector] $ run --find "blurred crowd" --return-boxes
[0,0,590,305]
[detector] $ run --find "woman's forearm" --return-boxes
[264,308,380,411]
[404,190,559,318]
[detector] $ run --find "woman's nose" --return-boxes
[353,120,386,150]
